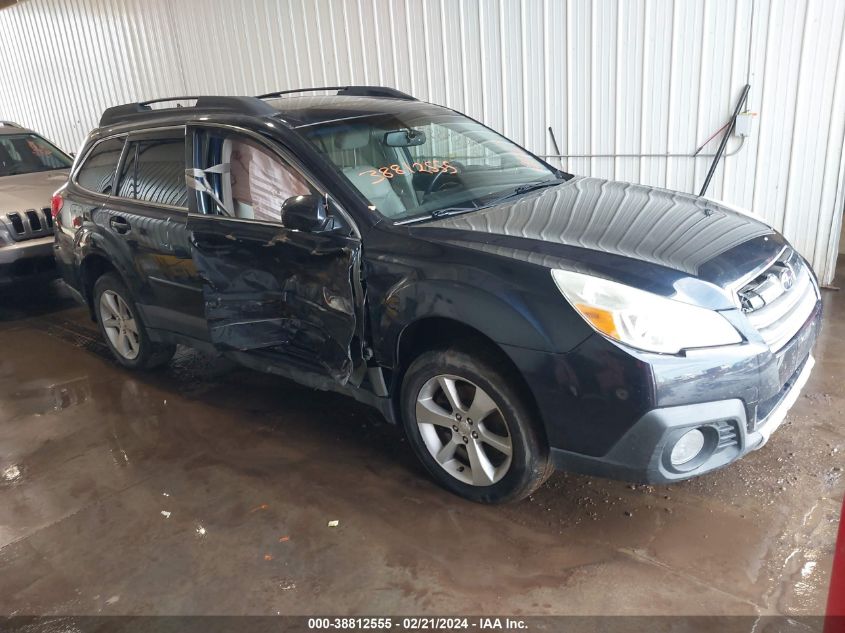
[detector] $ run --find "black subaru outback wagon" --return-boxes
[53,86,821,503]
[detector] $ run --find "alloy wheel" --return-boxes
[99,289,141,360]
[415,374,513,486]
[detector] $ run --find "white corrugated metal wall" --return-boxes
[1,0,843,282]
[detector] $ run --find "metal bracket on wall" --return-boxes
[698,84,751,197]
[541,84,752,183]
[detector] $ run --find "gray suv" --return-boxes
[0,121,73,287]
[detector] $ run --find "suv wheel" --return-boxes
[93,273,175,370]
[401,348,551,503]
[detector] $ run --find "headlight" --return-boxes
[551,269,742,354]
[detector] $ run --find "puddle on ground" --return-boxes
[0,375,91,421]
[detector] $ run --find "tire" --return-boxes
[400,346,551,503]
[93,272,175,370]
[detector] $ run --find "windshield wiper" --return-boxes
[396,206,478,225]
[430,206,478,219]
[397,180,562,225]
[483,179,563,207]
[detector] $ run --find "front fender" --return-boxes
[371,273,593,368]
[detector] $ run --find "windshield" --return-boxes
[299,109,562,222]
[0,133,72,177]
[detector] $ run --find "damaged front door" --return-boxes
[185,126,362,385]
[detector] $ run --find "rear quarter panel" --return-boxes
[54,182,142,307]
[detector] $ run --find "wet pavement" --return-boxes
[0,276,842,617]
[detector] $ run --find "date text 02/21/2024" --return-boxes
[306,616,528,630]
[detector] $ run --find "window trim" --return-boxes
[188,122,360,239]
[70,134,128,199]
[115,140,138,200]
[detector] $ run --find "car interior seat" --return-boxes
[324,128,405,218]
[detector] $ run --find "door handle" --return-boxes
[109,215,131,234]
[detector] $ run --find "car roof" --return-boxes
[0,122,34,136]
[95,91,452,135]
[266,95,450,128]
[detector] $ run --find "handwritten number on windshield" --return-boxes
[360,160,458,185]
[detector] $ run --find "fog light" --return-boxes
[670,429,706,466]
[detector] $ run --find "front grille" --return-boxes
[7,212,24,234]
[738,250,818,352]
[1,208,55,241]
[25,209,41,231]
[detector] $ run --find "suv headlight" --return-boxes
[551,269,742,354]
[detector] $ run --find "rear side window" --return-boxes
[117,135,187,208]
[75,137,125,194]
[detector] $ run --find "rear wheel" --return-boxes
[93,273,175,370]
[401,347,551,503]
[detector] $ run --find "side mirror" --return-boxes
[281,194,330,232]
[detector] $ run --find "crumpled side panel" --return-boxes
[188,219,359,384]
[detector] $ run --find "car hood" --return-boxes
[411,176,786,309]
[0,170,69,211]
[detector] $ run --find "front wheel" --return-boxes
[93,273,175,370]
[400,348,551,503]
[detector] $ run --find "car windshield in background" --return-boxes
[299,111,561,222]
[0,133,72,177]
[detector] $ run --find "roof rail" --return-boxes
[257,86,417,101]
[99,96,278,127]
[0,121,23,128]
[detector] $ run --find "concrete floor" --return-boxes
[0,272,842,617]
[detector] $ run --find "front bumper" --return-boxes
[504,297,822,485]
[549,353,815,483]
[0,235,57,285]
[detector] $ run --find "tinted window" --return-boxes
[76,137,125,193]
[117,136,187,208]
